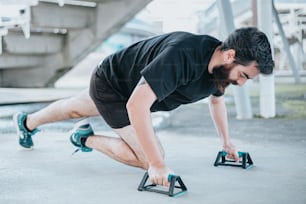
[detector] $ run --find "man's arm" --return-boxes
[126,78,171,187]
[208,95,239,161]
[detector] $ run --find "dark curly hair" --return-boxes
[221,27,274,75]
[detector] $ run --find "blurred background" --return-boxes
[1,2,305,203]
[0,0,305,89]
[0,0,305,127]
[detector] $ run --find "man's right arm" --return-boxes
[126,77,172,187]
[208,95,239,161]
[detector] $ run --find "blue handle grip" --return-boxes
[167,174,177,182]
[222,150,245,157]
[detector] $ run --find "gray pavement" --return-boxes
[1,88,306,204]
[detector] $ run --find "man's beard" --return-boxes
[210,63,237,94]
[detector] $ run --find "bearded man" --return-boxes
[14,27,274,187]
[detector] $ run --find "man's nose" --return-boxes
[237,78,247,86]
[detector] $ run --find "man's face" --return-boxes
[211,61,259,93]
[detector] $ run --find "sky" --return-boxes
[143,0,214,33]
[1,0,212,33]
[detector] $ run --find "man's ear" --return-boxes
[223,49,236,64]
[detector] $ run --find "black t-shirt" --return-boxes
[96,31,222,112]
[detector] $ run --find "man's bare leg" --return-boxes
[85,125,165,169]
[26,89,99,131]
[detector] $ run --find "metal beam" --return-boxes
[272,1,301,83]
[216,0,253,119]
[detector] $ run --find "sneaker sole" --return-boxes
[69,118,91,134]
[13,112,33,150]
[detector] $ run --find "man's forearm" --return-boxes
[208,96,231,145]
[128,106,165,167]
[209,96,239,160]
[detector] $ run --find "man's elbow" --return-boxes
[209,95,224,105]
[126,98,136,114]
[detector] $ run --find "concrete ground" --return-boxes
[1,85,306,204]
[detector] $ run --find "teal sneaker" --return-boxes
[13,112,39,149]
[70,119,93,154]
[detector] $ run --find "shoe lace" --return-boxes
[31,128,40,135]
[71,148,80,155]
[71,132,82,156]
[28,128,39,137]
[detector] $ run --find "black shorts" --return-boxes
[89,67,130,129]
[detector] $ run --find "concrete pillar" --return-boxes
[216,0,253,119]
[57,0,65,7]
[0,37,2,55]
[257,0,276,118]
[252,0,257,26]
[0,28,8,55]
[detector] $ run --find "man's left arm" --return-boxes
[208,95,239,161]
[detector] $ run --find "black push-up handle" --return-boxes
[137,172,187,197]
[214,151,254,169]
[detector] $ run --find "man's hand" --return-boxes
[223,143,239,161]
[148,164,173,187]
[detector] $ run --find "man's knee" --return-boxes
[60,98,85,118]
[60,92,98,118]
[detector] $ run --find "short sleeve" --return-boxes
[212,89,224,97]
[140,46,193,102]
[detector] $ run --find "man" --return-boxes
[14,27,274,187]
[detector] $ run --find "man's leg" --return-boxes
[14,89,99,149]
[26,89,99,131]
[85,125,164,170]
